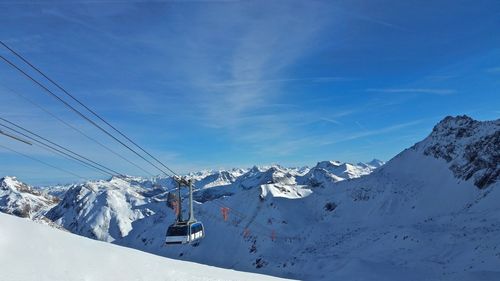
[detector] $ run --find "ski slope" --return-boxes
[0,213,292,281]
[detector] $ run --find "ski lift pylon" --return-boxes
[221,207,230,221]
[165,177,205,245]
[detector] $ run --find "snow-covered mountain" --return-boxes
[0,213,290,281]
[194,170,238,189]
[284,115,499,280]
[45,177,158,242]
[297,160,381,187]
[358,158,385,169]
[0,176,58,219]
[416,115,499,188]
[1,115,498,280]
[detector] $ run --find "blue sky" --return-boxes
[0,0,499,185]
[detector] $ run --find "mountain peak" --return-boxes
[416,116,499,189]
[1,176,32,193]
[431,115,478,136]
[439,114,474,124]
[1,175,18,183]
[367,159,385,168]
[315,160,342,169]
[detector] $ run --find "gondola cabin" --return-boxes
[165,221,204,245]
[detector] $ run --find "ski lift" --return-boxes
[165,177,205,245]
[165,221,204,245]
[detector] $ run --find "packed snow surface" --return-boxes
[0,213,291,281]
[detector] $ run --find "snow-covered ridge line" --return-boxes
[13,159,382,198]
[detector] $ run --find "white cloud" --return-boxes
[166,1,338,130]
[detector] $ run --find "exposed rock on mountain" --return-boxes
[414,115,499,188]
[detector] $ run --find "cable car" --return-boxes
[165,177,205,245]
[165,221,204,244]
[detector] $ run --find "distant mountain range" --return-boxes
[1,115,499,281]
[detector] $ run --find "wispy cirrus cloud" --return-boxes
[318,118,426,146]
[317,109,362,126]
[423,75,457,82]
[319,117,342,125]
[202,76,349,88]
[251,118,426,158]
[366,88,456,95]
[161,1,341,136]
[339,10,408,31]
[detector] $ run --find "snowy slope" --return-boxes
[283,116,500,280]
[0,213,291,281]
